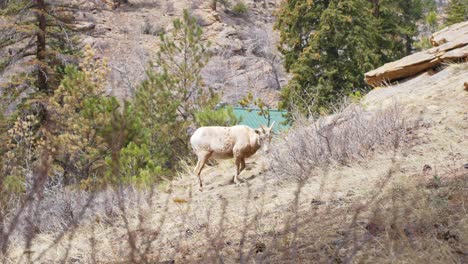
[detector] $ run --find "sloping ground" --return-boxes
[4,59,467,263]
[364,63,468,172]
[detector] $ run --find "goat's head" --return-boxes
[255,121,275,153]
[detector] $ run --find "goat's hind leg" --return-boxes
[194,152,211,191]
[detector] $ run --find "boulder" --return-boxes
[208,26,244,53]
[365,21,468,87]
[191,9,220,27]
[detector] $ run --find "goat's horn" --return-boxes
[269,121,275,130]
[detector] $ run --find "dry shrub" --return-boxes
[1,162,466,263]
[269,103,410,182]
[141,18,164,36]
[0,182,156,258]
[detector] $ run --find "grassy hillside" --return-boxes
[3,62,467,263]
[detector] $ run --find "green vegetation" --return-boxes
[0,8,222,190]
[48,48,114,185]
[0,1,466,262]
[426,11,439,32]
[104,142,162,188]
[195,105,242,127]
[0,0,87,191]
[0,0,81,103]
[415,0,439,51]
[232,2,248,16]
[133,9,218,173]
[275,0,426,117]
[239,92,274,126]
[0,0,463,191]
[445,0,468,26]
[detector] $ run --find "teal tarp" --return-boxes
[232,107,289,133]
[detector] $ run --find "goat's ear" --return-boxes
[255,129,261,134]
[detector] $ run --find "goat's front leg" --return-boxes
[240,158,246,174]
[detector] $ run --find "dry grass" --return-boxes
[1,63,467,263]
[2,104,466,263]
[2,158,466,263]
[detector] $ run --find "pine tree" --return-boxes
[276,0,425,117]
[156,9,215,122]
[374,0,424,59]
[47,46,110,184]
[275,0,331,72]
[134,68,182,170]
[1,0,85,179]
[135,9,216,171]
[1,0,82,104]
[48,46,146,186]
[445,0,468,26]
[277,0,380,116]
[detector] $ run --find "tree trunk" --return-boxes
[404,34,412,55]
[35,0,49,94]
[370,0,379,17]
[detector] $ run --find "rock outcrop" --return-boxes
[431,21,468,46]
[365,21,468,86]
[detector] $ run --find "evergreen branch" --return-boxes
[0,36,35,74]
[0,32,31,50]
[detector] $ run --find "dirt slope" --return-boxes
[364,63,468,171]
[5,60,467,263]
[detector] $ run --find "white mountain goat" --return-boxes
[190,122,275,190]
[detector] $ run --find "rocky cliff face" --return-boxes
[76,0,286,106]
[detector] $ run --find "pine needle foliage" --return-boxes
[134,9,217,172]
[156,9,215,122]
[48,46,147,187]
[195,105,242,127]
[276,0,425,118]
[445,0,468,26]
[47,46,112,185]
[277,0,380,117]
[0,0,88,186]
[0,0,82,102]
